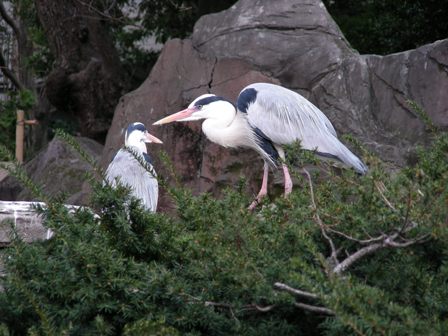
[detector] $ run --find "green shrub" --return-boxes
[0,131,447,335]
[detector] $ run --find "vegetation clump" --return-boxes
[0,129,447,335]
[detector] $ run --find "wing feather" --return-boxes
[105,149,158,212]
[242,83,367,174]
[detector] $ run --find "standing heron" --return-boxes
[154,83,367,209]
[105,122,163,212]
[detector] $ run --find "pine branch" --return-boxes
[123,146,158,180]
[55,129,99,172]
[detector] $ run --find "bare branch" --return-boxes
[328,180,429,275]
[375,181,419,234]
[249,304,277,312]
[105,0,117,14]
[187,293,332,316]
[0,2,26,91]
[303,168,339,265]
[0,1,20,38]
[204,301,239,322]
[273,282,334,315]
[374,181,397,211]
[293,302,335,315]
[0,50,24,91]
[333,242,384,274]
[204,301,233,309]
[396,188,416,236]
[74,0,138,27]
[273,282,318,299]
[326,227,387,245]
[333,232,429,274]
[385,234,431,248]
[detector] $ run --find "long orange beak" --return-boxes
[145,132,163,144]
[152,107,196,125]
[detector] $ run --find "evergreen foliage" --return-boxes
[323,0,448,55]
[0,130,447,335]
[139,0,236,43]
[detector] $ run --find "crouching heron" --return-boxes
[105,122,162,212]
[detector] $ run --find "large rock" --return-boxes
[367,42,448,139]
[192,0,447,154]
[0,137,103,203]
[101,0,448,206]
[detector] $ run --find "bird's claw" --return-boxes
[248,199,260,211]
[248,193,267,211]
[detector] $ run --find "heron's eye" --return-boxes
[197,105,203,110]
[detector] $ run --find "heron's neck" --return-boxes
[202,111,255,149]
[126,142,147,154]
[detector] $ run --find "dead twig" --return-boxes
[326,227,387,245]
[273,282,318,300]
[333,231,430,274]
[294,302,334,315]
[303,168,339,266]
[333,242,385,274]
[273,282,334,315]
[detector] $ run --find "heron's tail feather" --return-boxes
[335,144,368,174]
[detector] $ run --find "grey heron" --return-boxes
[154,83,367,210]
[105,122,163,212]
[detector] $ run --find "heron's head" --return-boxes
[125,122,163,152]
[153,94,235,125]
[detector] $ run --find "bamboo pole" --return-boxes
[15,110,37,163]
[15,109,24,163]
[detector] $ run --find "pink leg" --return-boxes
[248,163,269,210]
[283,163,293,196]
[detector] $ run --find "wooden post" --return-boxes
[15,109,24,163]
[15,110,38,163]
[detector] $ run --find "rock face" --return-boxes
[101,0,448,207]
[0,137,103,203]
[0,201,55,246]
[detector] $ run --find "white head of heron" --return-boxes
[124,122,163,153]
[152,94,236,125]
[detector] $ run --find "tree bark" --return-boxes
[34,0,129,141]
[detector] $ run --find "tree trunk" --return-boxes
[34,0,129,141]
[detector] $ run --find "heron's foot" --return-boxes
[284,184,293,197]
[248,199,260,211]
[248,194,266,211]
